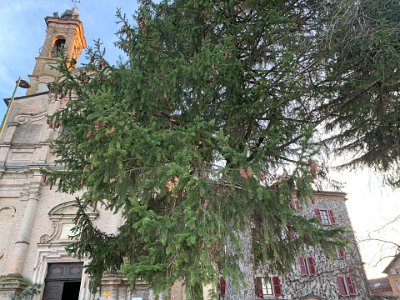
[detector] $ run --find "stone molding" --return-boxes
[39,201,98,245]
[13,110,47,125]
[31,247,90,300]
[0,274,28,298]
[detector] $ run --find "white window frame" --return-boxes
[320,210,330,225]
[261,277,274,296]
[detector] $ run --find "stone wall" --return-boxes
[253,193,370,300]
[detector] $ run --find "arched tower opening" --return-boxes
[51,38,66,57]
[27,7,86,95]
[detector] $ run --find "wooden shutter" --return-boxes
[291,199,300,211]
[314,209,322,222]
[346,276,356,295]
[337,276,347,296]
[328,210,336,224]
[307,256,316,275]
[220,276,226,297]
[297,257,307,275]
[338,248,346,259]
[295,200,300,211]
[288,226,297,240]
[255,277,263,298]
[272,276,282,297]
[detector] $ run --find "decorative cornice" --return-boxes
[3,92,49,104]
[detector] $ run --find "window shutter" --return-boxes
[346,276,356,295]
[314,209,322,222]
[337,276,347,296]
[289,226,297,240]
[255,277,263,298]
[297,257,307,275]
[272,276,282,297]
[338,248,346,259]
[307,256,316,275]
[220,276,226,297]
[291,199,300,211]
[328,210,336,224]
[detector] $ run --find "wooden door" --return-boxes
[43,263,83,300]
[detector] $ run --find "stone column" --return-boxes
[6,189,40,275]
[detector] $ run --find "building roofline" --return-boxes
[313,190,347,197]
[3,91,49,105]
[383,253,400,273]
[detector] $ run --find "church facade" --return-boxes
[0,8,150,300]
[0,8,370,300]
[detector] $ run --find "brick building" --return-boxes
[382,254,400,299]
[369,277,395,299]
[0,8,370,300]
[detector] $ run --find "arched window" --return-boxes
[51,38,66,57]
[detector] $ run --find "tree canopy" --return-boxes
[321,0,400,185]
[47,0,400,298]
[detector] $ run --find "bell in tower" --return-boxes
[27,7,87,95]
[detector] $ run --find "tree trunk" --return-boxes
[225,221,255,300]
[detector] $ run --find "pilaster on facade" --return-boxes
[0,7,88,299]
[0,274,29,299]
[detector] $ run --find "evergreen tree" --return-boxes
[320,0,400,186]
[46,0,400,298]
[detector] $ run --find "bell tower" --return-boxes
[27,8,86,95]
[0,8,88,300]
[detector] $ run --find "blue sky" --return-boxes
[0,0,138,108]
[0,0,399,279]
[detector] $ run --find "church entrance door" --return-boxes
[42,262,83,300]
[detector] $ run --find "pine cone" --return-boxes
[86,131,93,140]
